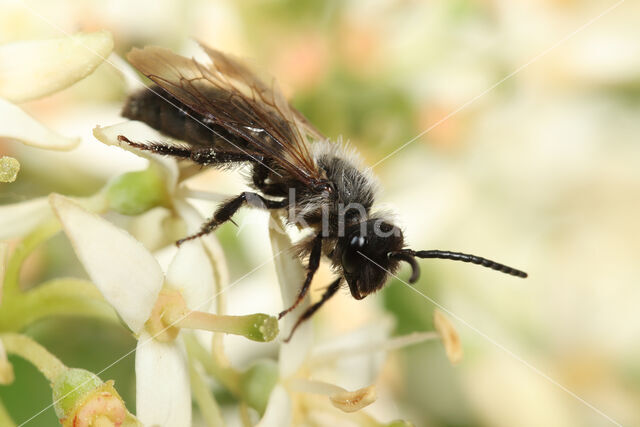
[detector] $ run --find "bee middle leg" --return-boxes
[278,233,323,319]
[176,192,287,246]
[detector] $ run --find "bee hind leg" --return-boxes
[117,135,259,166]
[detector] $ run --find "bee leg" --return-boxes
[283,277,342,342]
[190,148,262,166]
[117,135,193,157]
[278,233,322,319]
[118,135,261,166]
[176,192,287,246]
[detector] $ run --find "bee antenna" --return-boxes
[388,251,421,284]
[403,249,527,278]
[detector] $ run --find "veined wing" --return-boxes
[127,45,326,185]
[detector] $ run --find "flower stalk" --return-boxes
[0,333,66,382]
[186,347,225,427]
[2,218,61,296]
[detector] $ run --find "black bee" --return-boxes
[119,44,527,340]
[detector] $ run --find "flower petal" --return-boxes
[166,239,214,311]
[0,197,52,240]
[93,122,178,192]
[257,385,292,427]
[50,194,163,333]
[0,98,80,150]
[268,212,311,377]
[173,199,230,297]
[0,31,114,103]
[135,331,191,427]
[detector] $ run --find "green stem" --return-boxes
[183,334,240,396]
[0,400,16,427]
[186,342,225,427]
[3,218,61,296]
[1,333,67,382]
[0,278,116,331]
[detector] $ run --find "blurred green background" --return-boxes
[2,0,640,425]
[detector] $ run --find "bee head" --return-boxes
[339,219,404,299]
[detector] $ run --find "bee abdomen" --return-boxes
[122,85,243,148]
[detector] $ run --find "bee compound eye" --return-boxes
[341,248,359,274]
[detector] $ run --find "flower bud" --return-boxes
[106,167,168,216]
[52,369,138,427]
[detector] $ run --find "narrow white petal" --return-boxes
[50,194,163,333]
[0,31,114,103]
[0,197,52,240]
[172,199,207,236]
[174,199,230,301]
[108,53,146,94]
[0,99,80,150]
[257,385,292,427]
[93,122,178,191]
[135,332,191,427]
[268,212,311,377]
[166,239,214,311]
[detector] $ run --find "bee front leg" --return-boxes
[278,233,323,319]
[176,192,287,246]
[283,277,342,342]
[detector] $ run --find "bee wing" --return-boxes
[198,43,325,141]
[126,45,325,184]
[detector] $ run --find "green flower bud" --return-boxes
[52,369,103,420]
[106,167,168,215]
[52,369,139,427]
[240,359,278,415]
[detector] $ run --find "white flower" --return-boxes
[0,31,114,240]
[50,194,215,427]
